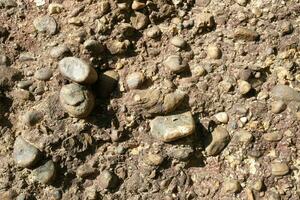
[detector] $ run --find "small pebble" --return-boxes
[130,12,149,30]
[163,55,188,74]
[271,162,289,176]
[170,36,186,48]
[17,80,33,89]
[192,66,206,76]
[144,153,164,166]
[271,100,286,113]
[206,126,230,156]
[207,44,222,59]
[126,72,144,90]
[33,15,58,35]
[270,84,300,102]
[31,160,56,184]
[238,80,252,95]
[34,68,53,81]
[146,26,161,38]
[131,0,145,10]
[96,170,119,189]
[262,132,282,142]
[76,164,97,178]
[252,179,264,191]
[234,129,253,144]
[48,3,63,14]
[235,0,248,6]
[222,179,242,194]
[234,27,259,41]
[214,112,229,123]
[50,45,71,60]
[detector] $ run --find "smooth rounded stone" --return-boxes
[131,0,145,10]
[192,66,206,77]
[162,90,186,113]
[239,69,252,81]
[34,68,53,81]
[33,16,57,35]
[97,70,119,98]
[207,44,222,59]
[96,170,119,189]
[146,26,161,38]
[0,54,8,66]
[205,126,230,156]
[163,55,188,74]
[60,83,95,118]
[238,80,252,95]
[214,112,229,123]
[48,3,63,14]
[252,179,264,191]
[144,153,164,166]
[50,45,71,60]
[83,39,104,54]
[130,12,149,30]
[262,132,282,142]
[271,162,289,176]
[31,160,56,184]
[106,40,130,55]
[126,72,144,90]
[13,136,39,168]
[234,129,253,143]
[22,110,43,126]
[17,80,33,89]
[222,179,242,194]
[271,100,286,114]
[76,164,96,178]
[270,84,300,102]
[234,27,259,41]
[150,111,195,142]
[235,0,248,6]
[170,36,186,48]
[59,57,98,84]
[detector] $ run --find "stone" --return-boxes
[19,52,35,61]
[131,1,145,10]
[13,136,39,168]
[195,12,215,29]
[252,179,264,191]
[271,162,289,176]
[235,0,248,6]
[214,112,229,123]
[33,16,57,35]
[144,153,164,166]
[76,164,97,178]
[96,170,118,189]
[162,90,186,113]
[205,126,230,156]
[60,83,95,118]
[163,55,188,73]
[31,160,56,184]
[222,179,242,194]
[106,40,130,55]
[50,45,71,60]
[262,132,282,142]
[126,72,144,90]
[146,26,161,38]
[192,66,206,76]
[271,100,286,113]
[22,110,43,126]
[239,69,252,81]
[48,3,63,14]
[0,54,8,66]
[34,68,52,81]
[168,146,194,161]
[270,84,300,102]
[234,129,253,144]
[84,39,104,54]
[17,80,33,89]
[234,27,259,41]
[150,111,195,142]
[59,57,98,84]
[280,20,293,36]
[130,12,149,30]
[0,0,17,8]
[97,70,119,98]
[0,190,17,200]
[238,80,252,95]
[170,36,186,48]
[68,17,83,26]
[207,44,222,59]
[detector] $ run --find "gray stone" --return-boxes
[31,160,56,184]
[59,57,98,84]
[33,16,57,35]
[130,12,149,30]
[205,126,230,156]
[163,55,188,73]
[270,84,300,102]
[234,129,253,144]
[50,45,71,60]
[96,170,118,189]
[262,132,282,142]
[34,68,53,81]
[170,36,186,48]
[17,80,33,89]
[150,112,195,142]
[126,72,144,90]
[146,26,161,38]
[13,136,39,168]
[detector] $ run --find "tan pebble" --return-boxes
[252,179,264,191]
[207,44,222,59]
[271,100,286,114]
[238,80,252,95]
[271,162,289,176]
[131,1,146,10]
[222,179,241,194]
[144,153,164,166]
[214,112,229,123]
[262,132,282,142]
[48,3,63,14]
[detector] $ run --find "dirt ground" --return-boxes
[1,0,300,199]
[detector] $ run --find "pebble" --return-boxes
[207,44,222,59]
[144,153,164,166]
[0,190,16,200]
[31,160,56,184]
[222,179,242,194]
[17,80,33,89]
[59,57,98,84]
[252,179,264,191]
[234,27,259,41]
[97,70,119,98]
[0,54,8,66]
[270,84,300,102]
[146,26,161,38]
[150,111,195,142]
[126,72,144,90]
[83,39,104,54]
[96,170,119,189]
[262,132,282,142]
[162,90,186,113]
[22,110,43,126]
[239,69,252,81]
[76,164,97,178]
[214,112,229,123]
[195,12,215,29]
[34,68,53,81]
[271,162,289,176]
[192,66,206,76]
[48,3,63,14]
[271,100,286,113]
[131,1,145,10]
[60,83,95,118]
[238,80,252,95]
[106,40,130,55]
[13,136,39,168]
[163,55,188,73]
[33,16,58,35]
[205,126,230,156]
[0,0,17,8]
[235,0,248,6]
[130,12,149,30]
[50,45,71,60]
[234,129,253,144]
[19,52,35,61]
[170,36,186,48]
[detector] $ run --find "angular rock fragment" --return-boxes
[205,126,230,156]
[31,160,56,184]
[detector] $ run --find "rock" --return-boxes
[0,67,21,88]
[192,66,206,76]
[33,16,58,35]
[131,0,145,10]
[19,52,35,61]
[22,110,43,126]
[126,72,144,90]
[207,44,222,59]
[130,12,149,30]
[162,90,186,113]
[31,160,56,184]
[238,80,252,95]
[150,111,195,142]
[234,129,253,144]
[83,39,104,54]
[34,68,53,81]
[59,57,98,84]
[68,17,83,26]
[106,40,130,55]
[13,136,39,168]
[163,55,188,73]
[0,190,17,200]
[262,132,282,142]
[0,26,9,40]
[170,36,186,48]
[222,179,242,194]
[84,186,97,200]
[48,3,63,14]
[17,80,33,89]
[252,179,264,191]
[146,26,161,38]
[205,126,230,156]
[96,170,118,189]
[270,84,300,102]
[0,0,17,8]
[235,0,248,6]
[77,164,97,178]
[271,162,289,176]
[60,83,95,118]
[280,20,293,36]
[50,45,71,60]
[168,146,194,161]
[195,12,215,29]
[271,100,286,113]
[0,54,8,66]
[214,112,229,123]
[144,153,164,166]
[239,69,252,81]
[97,70,119,98]
[234,27,259,41]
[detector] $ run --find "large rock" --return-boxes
[150,112,195,142]
[59,57,98,84]
[270,84,300,102]
[205,126,230,156]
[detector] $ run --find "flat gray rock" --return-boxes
[270,84,300,102]
[34,68,52,81]
[31,160,55,184]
